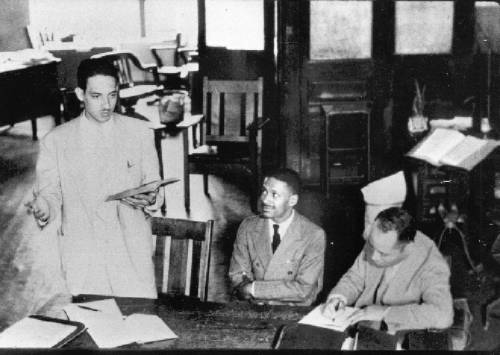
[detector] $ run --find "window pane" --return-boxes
[29,0,140,44]
[475,2,500,54]
[395,1,454,55]
[310,0,372,60]
[145,0,198,47]
[206,0,264,50]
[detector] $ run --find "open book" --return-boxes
[407,128,500,171]
[63,299,177,348]
[105,178,179,201]
[298,305,358,332]
[0,315,85,348]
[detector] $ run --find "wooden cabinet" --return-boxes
[321,101,371,197]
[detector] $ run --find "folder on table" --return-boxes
[0,315,85,348]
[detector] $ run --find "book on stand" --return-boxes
[406,128,500,171]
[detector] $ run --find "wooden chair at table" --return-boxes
[183,76,268,212]
[151,217,214,302]
[91,51,163,115]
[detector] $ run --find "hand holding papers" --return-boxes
[63,299,177,348]
[105,178,179,202]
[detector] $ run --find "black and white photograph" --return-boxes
[0,0,499,351]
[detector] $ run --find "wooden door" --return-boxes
[278,0,387,185]
[197,0,278,167]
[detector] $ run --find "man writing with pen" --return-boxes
[321,207,454,334]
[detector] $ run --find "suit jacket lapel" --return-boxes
[271,212,302,261]
[252,217,273,271]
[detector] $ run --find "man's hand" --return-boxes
[321,295,346,319]
[232,275,254,301]
[347,305,388,324]
[26,196,50,226]
[121,190,157,209]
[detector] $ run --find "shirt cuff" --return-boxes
[36,217,49,227]
[382,306,391,319]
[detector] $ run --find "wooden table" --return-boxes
[0,59,61,140]
[65,295,309,349]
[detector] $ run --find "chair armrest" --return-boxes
[177,114,204,129]
[247,117,271,132]
[143,63,158,71]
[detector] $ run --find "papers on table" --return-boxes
[299,305,358,332]
[0,316,84,348]
[63,299,177,348]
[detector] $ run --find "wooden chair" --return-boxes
[151,217,214,302]
[183,77,267,212]
[150,34,187,90]
[91,51,163,114]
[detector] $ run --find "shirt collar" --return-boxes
[80,111,115,141]
[268,209,295,239]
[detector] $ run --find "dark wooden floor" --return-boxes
[1,116,500,350]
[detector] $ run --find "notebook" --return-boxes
[63,299,177,348]
[298,305,358,332]
[105,178,179,201]
[0,315,85,348]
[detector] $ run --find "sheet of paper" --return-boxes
[64,305,132,348]
[408,128,465,166]
[299,305,358,332]
[0,317,77,348]
[64,301,177,348]
[124,314,177,344]
[439,135,488,167]
[73,299,123,317]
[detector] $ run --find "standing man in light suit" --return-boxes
[229,168,326,306]
[29,58,162,298]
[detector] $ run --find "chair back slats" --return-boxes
[203,77,263,140]
[219,92,225,135]
[152,217,213,302]
[152,217,207,241]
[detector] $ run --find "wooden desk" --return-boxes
[0,60,61,140]
[64,295,309,349]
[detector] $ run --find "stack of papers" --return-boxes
[63,299,177,348]
[299,305,358,332]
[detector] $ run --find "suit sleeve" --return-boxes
[34,133,62,222]
[253,228,326,304]
[328,250,367,305]
[383,254,454,331]
[140,125,163,210]
[228,219,255,287]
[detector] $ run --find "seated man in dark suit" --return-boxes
[229,168,326,306]
[321,207,454,333]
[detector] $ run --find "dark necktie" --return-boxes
[272,224,280,253]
